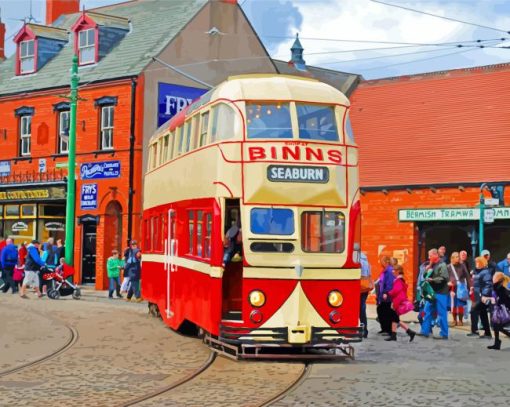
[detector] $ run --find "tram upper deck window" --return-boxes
[211,103,236,142]
[246,103,292,139]
[345,113,354,142]
[250,208,294,235]
[296,104,339,142]
[301,211,345,253]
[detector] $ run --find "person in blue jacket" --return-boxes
[1,238,18,294]
[496,253,510,277]
[19,240,46,299]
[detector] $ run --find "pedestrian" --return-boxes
[18,241,28,266]
[19,240,45,299]
[359,251,373,338]
[0,236,6,291]
[107,249,124,299]
[487,272,510,350]
[385,265,416,342]
[415,259,430,325]
[419,248,450,339]
[124,240,142,302]
[376,255,395,335]
[447,252,470,326]
[496,253,510,277]
[459,250,470,270]
[467,256,493,339]
[1,238,18,294]
[389,257,398,268]
[56,239,65,262]
[438,245,448,264]
[41,241,58,295]
[481,249,498,276]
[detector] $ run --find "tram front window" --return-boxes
[250,208,294,235]
[296,104,339,141]
[301,211,345,253]
[246,103,293,139]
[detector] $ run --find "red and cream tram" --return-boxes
[141,75,362,358]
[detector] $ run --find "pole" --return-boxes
[64,55,79,266]
[478,183,487,256]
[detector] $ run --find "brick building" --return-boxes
[350,64,510,297]
[0,0,359,289]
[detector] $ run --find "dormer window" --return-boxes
[20,40,35,74]
[78,28,96,65]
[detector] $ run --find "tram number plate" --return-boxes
[267,165,329,184]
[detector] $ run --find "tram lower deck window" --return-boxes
[250,208,294,235]
[301,211,345,253]
[250,242,294,253]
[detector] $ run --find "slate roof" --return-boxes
[0,0,208,97]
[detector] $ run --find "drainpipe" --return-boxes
[127,77,137,246]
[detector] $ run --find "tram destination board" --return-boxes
[267,165,329,183]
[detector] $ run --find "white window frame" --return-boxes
[58,111,70,154]
[78,28,96,65]
[20,115,32,156]
[100,106,114,150]
[20,39,35,74]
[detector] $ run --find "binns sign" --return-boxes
[157,83,208,127]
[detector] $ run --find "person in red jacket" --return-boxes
[385,265,416,342]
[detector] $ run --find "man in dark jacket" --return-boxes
[124,240,142,302]
[20,240,45,299]
[1,238,18,293]
[376,256,394,335]
[420,248,450,339]
[467,256,493,338]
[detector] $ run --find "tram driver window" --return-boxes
[250,208,294,235]
[246,103,292,139]
[296,104,339,142]
[302,211,345,253]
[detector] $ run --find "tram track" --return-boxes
[259,362,311,407]
[0,313,79,378]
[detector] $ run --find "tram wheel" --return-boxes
[177,320,199,337]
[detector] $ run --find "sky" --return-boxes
[1,0,510,79]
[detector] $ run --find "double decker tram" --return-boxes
[142,75,362,358]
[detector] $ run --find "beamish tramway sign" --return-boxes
[399,207,510,222]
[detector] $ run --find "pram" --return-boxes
[42,265,81,300]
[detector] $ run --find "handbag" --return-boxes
[397,300,415,316]
[492,302,510,325]
[450,264,469,301]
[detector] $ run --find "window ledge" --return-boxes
[51,153,69,159]
[92,149,116,157]
[14,156,32,163]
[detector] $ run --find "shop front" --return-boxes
[0,183,66,245]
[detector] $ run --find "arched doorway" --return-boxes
[104,201,123,287]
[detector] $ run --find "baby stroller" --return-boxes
[42,265,81,300]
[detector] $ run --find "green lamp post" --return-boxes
[64,55,79,266]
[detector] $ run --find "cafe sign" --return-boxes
[0,186,66,202]
[399,207,510,222]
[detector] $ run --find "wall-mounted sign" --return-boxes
[267,165,329,183]
[11,221,29,232]
[157,83,207,127]
[484,208,495,224]
[80,184,98,210]
[0,186,66,202]
[399,207,510,222]
[38,158,47,173]
[0,160,11,176]
[45,221,65,231]
[80,161,120,180]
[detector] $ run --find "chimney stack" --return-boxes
[0,14,5,61]
[46,0,80,26]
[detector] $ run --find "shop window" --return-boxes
[296,104,338,141]
[5,205,20,218]
[246,102,292,139]
[301,211,345,253]
[20,115,32,156]
[21,204,36,218]
[199,112,209,147]
[100,106,114,150]
[20,39,35,74]
[39,204,65,217]
[250,208,294,235]
[78,28,96,65]
[4,219,35,242]
[58,111,70,154]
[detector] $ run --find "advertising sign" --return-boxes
[80,184,98,210]
[157,83,208,127]
[80,161,120,180]
[267,165,329,183]
[484,208,495,224]
[38,158,47,173]
[0,160,10,177]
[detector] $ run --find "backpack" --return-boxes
[420,269,436,302]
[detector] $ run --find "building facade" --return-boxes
[350,64,510,297]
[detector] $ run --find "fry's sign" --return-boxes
[247,144,343,165]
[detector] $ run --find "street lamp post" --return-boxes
[478,183,490,256]
[64,55,79,266]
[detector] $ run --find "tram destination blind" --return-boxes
[267,165,329,184]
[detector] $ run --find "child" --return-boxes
[386,265,416,342]
[107,249,124,299]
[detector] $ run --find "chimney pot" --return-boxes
[46,0,80,26]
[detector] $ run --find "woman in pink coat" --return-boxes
[384,265,416,342]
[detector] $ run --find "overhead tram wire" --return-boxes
[369,0,510,34]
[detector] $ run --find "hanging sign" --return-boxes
[80,161,120,180]
[157,83,208,127]
[80,184,98,210]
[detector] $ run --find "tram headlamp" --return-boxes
[249,290,266,307]
[328,290,343,308]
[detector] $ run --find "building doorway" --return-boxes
[418,222,473,265]
[81,218,97,284]
[103,201,123,287]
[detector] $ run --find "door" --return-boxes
[82,222,97,284]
